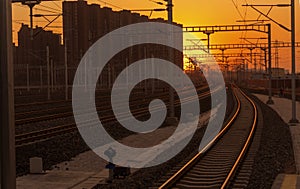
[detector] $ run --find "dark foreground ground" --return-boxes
[246,93,296,189]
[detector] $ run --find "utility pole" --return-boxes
[248,47,254,74]
[167,0,173,23]
[266,24,274,104]
[51,59,54,92]
[46,46,50,100]
[166,0,177,123]
[26,64,30,91]
[19,0,40,39]
[64,39,68,100]
[290,0,298,123]
[261,48,267,74]
[242,2,297,121]
[0,0,16,188]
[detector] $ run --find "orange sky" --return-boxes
[11,0,300,72]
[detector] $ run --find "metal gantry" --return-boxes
[184,41,300,51]
[186,52,268,77]
[187,52,264,59]
[183,24,274,104]
[183,24,270,33]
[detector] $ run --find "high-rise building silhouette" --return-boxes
[63,0,183,88]
[15,24,63,66]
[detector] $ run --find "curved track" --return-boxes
[158,86,258,189]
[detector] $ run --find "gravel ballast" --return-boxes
[246,93,296,189]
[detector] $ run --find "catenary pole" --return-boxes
[289,0,298,123]
[167,0,175,119]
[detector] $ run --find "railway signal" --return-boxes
[183,24,274,104]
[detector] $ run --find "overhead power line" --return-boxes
[95,0,123,10]
[52,1,61,10]
[34,7,61,14]
[231,0,244,20]
[39,4,61,13]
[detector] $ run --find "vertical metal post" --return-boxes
[290,0,298,123]
[249,48,253,74]
[139,59,142,88]
[46,46,50,100]
[0,0,16,188]
[167,0,173,24]
[167,0,175,119]
[40,66,43,90]
[266,24,274,104]
[263,48,267,74]
[254,53,257,73]
[225,57,229,81]
[51,59,54,92]
[126,58,128,88]
[64,39,68,100]
[243,59,246,82]
[151,55,155,94]
[29,5,33,40]
[207,34,210,53]
[207,33,211,53]
[221,49,225,64]
[108,63,111,88]
[54,66,56,90]
[203,31,214,53]
[144,47,147,93]
[26,64,30,91]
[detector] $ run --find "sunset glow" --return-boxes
[11,0,300,71]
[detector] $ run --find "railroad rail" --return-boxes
[15,85,209,125]
[158,86,258,189]
[15,85,213,147]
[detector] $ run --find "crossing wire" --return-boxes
[95,0,123,10]
[38,4,62,13]
[52,1,61,10]
[231,0,251,57]
[231,0,244,20]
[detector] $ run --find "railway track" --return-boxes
[15,85,213,147]
[15,85,209,125]
[157,86,258,189]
